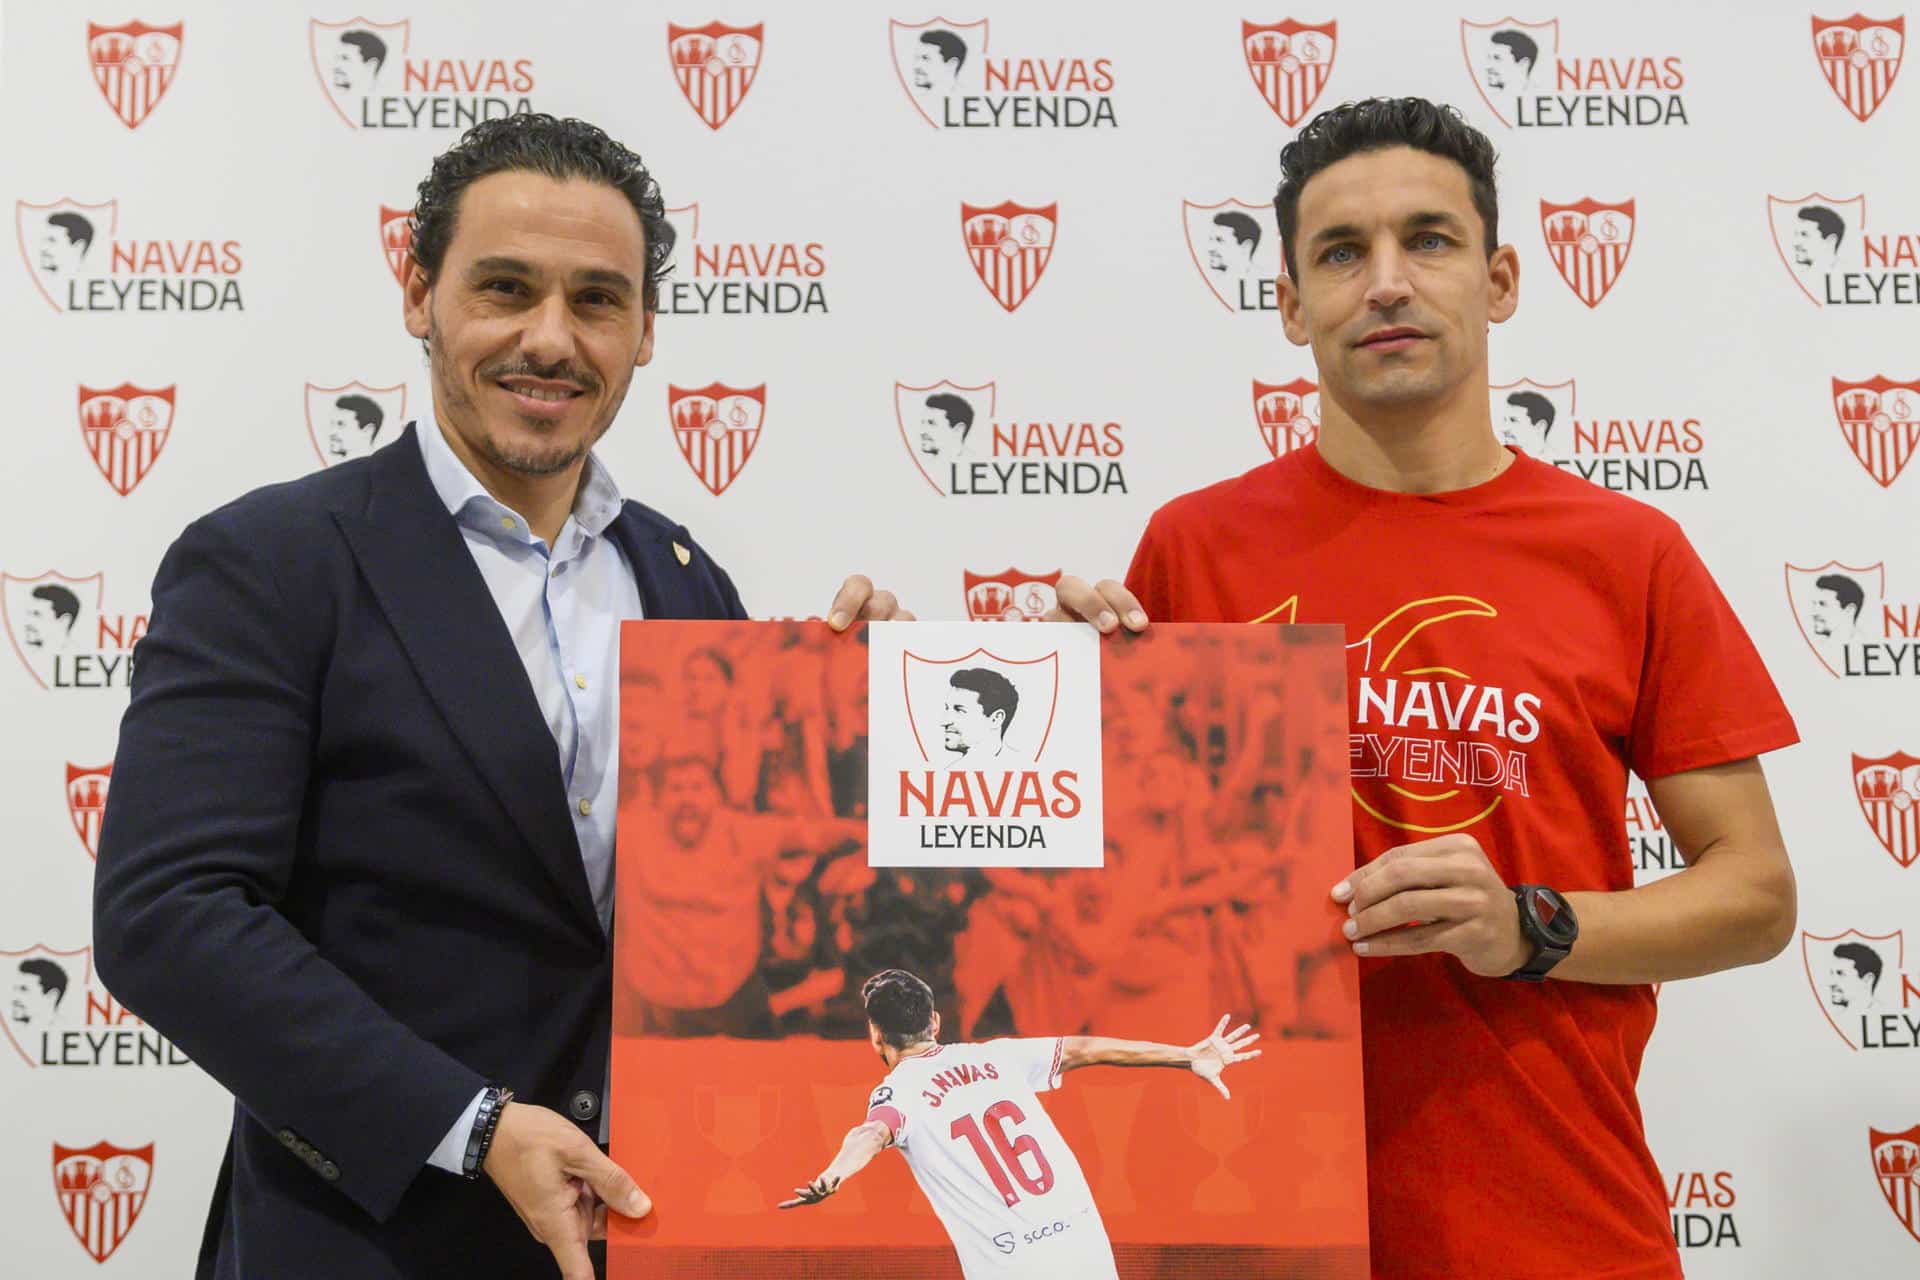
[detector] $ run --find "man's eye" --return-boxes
[1323,246,1356,265]
[1415,233,1447,251]
[484,279,522,295]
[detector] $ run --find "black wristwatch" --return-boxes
[1504,885,1579,982]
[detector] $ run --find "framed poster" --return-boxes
[611,621,1366,1278]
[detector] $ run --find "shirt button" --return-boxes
[501,516,516,531]
[568,1090,601,1122]
[578,799,592,817]
[574,674,588,690]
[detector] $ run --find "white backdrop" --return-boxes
[2,1,1916,1273]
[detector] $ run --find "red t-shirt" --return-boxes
[1125,445,1798,1280]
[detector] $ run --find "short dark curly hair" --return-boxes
[862,969,936,1049]
[1274,97,1500,280]
[408,112,676,311]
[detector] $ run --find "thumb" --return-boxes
[1209,1074,1232,1101]
[569,1146,651,1219]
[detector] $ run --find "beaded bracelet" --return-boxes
[462,1086,514,1180]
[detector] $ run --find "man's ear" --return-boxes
[635,305,656,368]
[402,257,432,341]
[1278,268,1310,347]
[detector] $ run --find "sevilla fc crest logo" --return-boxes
[1785,559,1884,677]
[1856,753,1920,869]
[964,569,1059,622]
[669,22,763,130]
[1812,15,1906,122]
[379,206,412,286]
[1872,1125,1920,1244]
[1461,18,1558,125]
[1241,20,1337,125]
[52,1142,152,1263]
[1766,193,1863,305]
[902,647,1061,766]
[16,198,116,313]
[67,763,112,860]
[670,383,765,496]
[1253,379,1319,459]
[1490,377,1576,461]
[3,571,103,690]
[310,19,409,127]
[962,202,1057,313]
[78,384,174,496]
[1833,376,1920,489]
[1802,928,1903,1049]
[896,380,994,494]
[88,22,183,130]
[890,18,989,127]
[306,381,406,468]
[1183,199,1282,311]
[1540,198,1635,308]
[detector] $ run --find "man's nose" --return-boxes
[519,291,578,368]
[1363,240,1413,310]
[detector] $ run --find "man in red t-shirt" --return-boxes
[1052,97,1798,1279]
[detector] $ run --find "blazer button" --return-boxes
[277,1129,297,1149]
[568,1090,600,1122]
[319,1161,341,1182]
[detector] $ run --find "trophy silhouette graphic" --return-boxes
[1177,1083,1265,1213]
[694,1085,783,1214]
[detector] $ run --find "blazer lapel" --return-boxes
[608,512,694,619]
[330,424,602,941]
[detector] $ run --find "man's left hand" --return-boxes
[1333,835,1532,977]
[827,575,914,631]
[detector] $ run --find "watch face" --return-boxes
[1528,888,1578,946]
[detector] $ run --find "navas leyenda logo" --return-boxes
[4,944,188,1071]
[1182,198,1283,314]
[889,17,1116,129]
[1460,17,1687,128]
[894,379,1127,497]
[658,201,830,316]
[305,380,406,468]
[1489,375,1709,492]
[309,17,536,130]
[16,198,244,313]
[1766,192,1919,308]
[1803,928,1920,1050]
[1785,560,1920,678]
[1,571,145,691]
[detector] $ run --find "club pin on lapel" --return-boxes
[673,541,691,566]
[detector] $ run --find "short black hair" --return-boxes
[1274,97,1500,279]
[863,969,936,1049]
[30,584,81,625]
[339,30,387,71]
[1505,390,1556,431]
[1796,204,1846,247]
[1212,210,1262,252]
[918,29,967,70]
[1815,573,1865,618]
[1490,30,1539,71]
[925,392,974,438]
[1835,941,1883,988]
[950,668,1018,735]
[335,393,385,435]
[408,113,675,311]
[18,958,69,1005]
[47,212,94,253]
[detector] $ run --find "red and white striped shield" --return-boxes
[1872,1125,1920,1243]
[1253,378,1319,459]
[52,1142,153,1264]
[1855,752,1920,869]
[1540,198,1635,309]
[379,206,412,286]
[66,762,113,860]
[670,383,765,496]
[1813,15,1906,122]
[668,22,763,130]
[88,22,183,130]
[961,202,1056,313]
[77,384,173,497]
[1833,375,1920,489]
[963,569,1060,621]
[1241,20,1336,126]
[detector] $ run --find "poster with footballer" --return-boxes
[609,621,1367,1278]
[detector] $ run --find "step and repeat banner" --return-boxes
[1,0,1914,1273]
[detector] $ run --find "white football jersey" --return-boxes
[865,1038,1117,1278]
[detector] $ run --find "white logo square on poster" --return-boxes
[866,621,1102,868]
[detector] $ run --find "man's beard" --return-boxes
[428,311,612,476]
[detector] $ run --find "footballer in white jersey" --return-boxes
[779,969,1261,1278]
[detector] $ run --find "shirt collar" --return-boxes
[415,408,626,542]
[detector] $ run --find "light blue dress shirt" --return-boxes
[414,413,643,1170]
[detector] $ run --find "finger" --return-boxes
[858,590,899,621]
[1347,888,1481,941]
[1211,1013,1230,1038]
[1093,579,1150,632]
[1227,1022,1253,1041]
[548,1232,597,1280]
[826,575,873,631]
[1344,851,1472,913]
[1209,1074,1231,1100]
[589,1201,608,1241]
[1049,574,1119,632]
[894,608,918,622]
[567,1146,652,1219]
[1351,919,1460,958]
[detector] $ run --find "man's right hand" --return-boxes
[1044,575,1150,633]
[484,1102,651,1280]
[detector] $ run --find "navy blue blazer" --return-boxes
[94,425,748,1278]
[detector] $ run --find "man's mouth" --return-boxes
[495,377,587,418]
[1356,326,1426,353]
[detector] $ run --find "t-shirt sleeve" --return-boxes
[1123,510,1175,618]
[992,1037,1065,1094]
[864,1081,905,1147]
[1628,529,1799,779]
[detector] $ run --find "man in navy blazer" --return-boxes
[93,114,908,1280]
